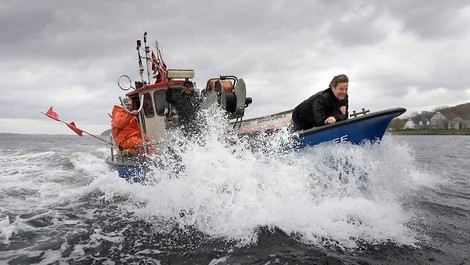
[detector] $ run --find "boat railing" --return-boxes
[350,108,370,117]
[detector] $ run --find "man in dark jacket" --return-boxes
[291,74,349,131]
[166,79,201,137]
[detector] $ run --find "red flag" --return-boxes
[46,106,59,121]
[151,51,157,71]
[67,121,83,136]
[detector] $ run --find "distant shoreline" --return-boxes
[390,129,470,135]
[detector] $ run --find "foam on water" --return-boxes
[0,140,101,246]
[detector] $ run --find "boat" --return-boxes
[234,107,406,148]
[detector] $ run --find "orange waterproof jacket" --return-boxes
[111,105,148,150]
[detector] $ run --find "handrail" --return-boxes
[119,95,144,114]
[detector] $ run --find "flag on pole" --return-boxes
[67,121,84,136]
[46,106,59,121]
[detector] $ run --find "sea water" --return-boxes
[0,124,469,264]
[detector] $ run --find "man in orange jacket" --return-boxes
[111,97,152,153]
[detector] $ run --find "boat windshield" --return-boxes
[154,90,169,116]
[143,92,155,118]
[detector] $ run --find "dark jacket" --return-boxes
[292,88,348,130]
[166,88,201,135]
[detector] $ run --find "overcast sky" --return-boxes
[1,0,469,134]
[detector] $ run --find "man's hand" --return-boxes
[325,116,336,124]
[130,110,139,115]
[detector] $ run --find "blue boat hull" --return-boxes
[105,156,148,182]
[295,108,406,147]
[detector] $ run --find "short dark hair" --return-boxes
[183,80,194,88]
[329,74,349,89]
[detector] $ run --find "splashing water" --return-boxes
[89,107,434,250]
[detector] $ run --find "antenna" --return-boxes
[143,32,151,84]
[136,39,144,84]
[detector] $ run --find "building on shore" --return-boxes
[403,119,416,129]
[429,111,446,129]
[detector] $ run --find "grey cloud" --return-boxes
[327,8,388,46]
[385,0,470,39]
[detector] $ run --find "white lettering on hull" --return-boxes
[332,134,348,143]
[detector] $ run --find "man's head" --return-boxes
[123,97,133,110]
[182,79,194,93]
[329,74,348,100]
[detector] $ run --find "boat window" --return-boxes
[154,90,169,116]
[143,93,155,118]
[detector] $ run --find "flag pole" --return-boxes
[41,108,113,145]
